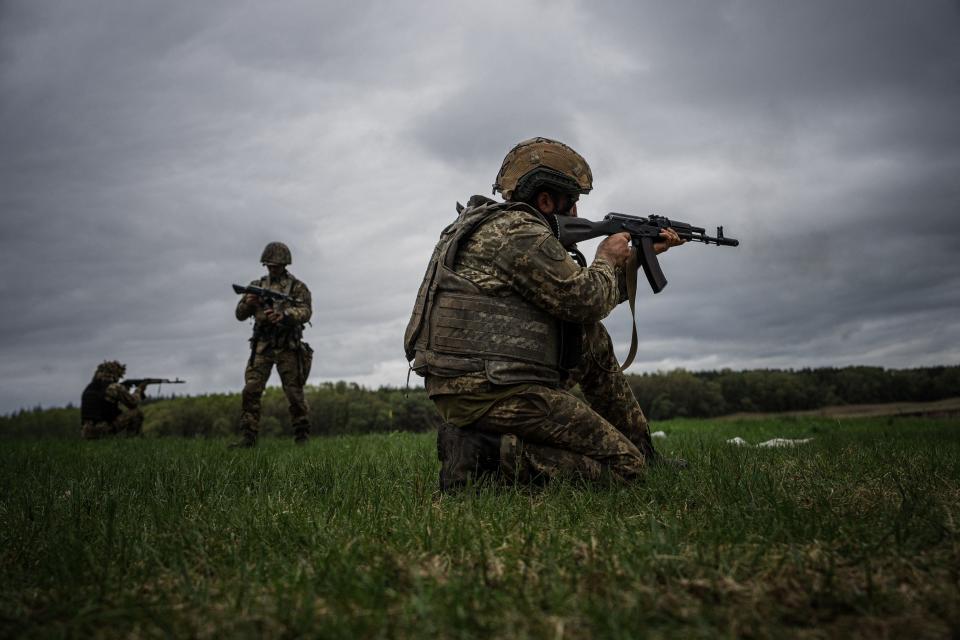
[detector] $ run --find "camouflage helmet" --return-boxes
[493,137,593,201]
[95,360,126,380]
[260,241,292,266]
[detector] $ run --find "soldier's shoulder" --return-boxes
[104,383,126,399]
[483,205,549,233]
[248,277,263,287]
[483,202,547,226]
[288,273,311,293]
[466,207,550,249]
[503,205,550,227]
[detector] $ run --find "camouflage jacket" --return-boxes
[105,383,141,410]
[411,196,625,398]
[236,271,312,352]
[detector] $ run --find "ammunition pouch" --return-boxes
[426,291,560,369]
[299,342,313,385]
[251,321,303,352]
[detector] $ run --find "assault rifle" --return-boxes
[556,212,739,369]
[121,378,185,393]
[231,284,300,307]
[555,212,739,294]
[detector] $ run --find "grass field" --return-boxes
[2,417,959,639]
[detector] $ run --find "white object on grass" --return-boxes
[651,431,667,439]
[726,436,813,447]
[757,437,814,448]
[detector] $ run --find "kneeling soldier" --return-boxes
[80,360,145,439]
[405,138,686,490]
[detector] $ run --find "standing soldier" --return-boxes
[232,242,313,448]
[80,360,146,439]
[405,137,686,490]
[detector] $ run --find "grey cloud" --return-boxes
[1,0,958,412]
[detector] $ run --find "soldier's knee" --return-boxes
[281,383,306,403]
[81,422,105,440]
[613,452,646,479]
[287,398,309,419]
[242,382,263,400]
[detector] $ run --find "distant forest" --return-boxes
[2,365,958,439]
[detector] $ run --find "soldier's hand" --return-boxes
[596,232,633,268]
[136,383,148,397]
[654,228,685,254]
[264,308,284,324]
[243,293,261,307]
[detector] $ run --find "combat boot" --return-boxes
[228,431,257,449]
[437,423,502,492]
[629,429,687,470]
[641,437,688,469]
[293,427,310,446]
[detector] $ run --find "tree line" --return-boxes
[626,365,960,419]
[2,366,957,438]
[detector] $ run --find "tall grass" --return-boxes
[1,417,958,638]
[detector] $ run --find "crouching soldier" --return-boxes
[80,360,146,439]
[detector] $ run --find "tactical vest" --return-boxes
[404,197,564,386]
[251,274,303,349]
[80,379,121,424]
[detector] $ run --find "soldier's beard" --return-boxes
[555,197,576,217]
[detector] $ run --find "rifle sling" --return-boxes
[621,247,639,370]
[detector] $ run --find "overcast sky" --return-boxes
[1,0,958,413]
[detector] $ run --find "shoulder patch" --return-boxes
[536,235,568,261]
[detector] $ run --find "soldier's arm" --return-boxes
[105,383,140,409]
[283,281,312,324]
[494,212,621,324]
[235,279,260,321]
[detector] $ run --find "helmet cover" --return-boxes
[260,242,292,266]
[493,137,593,201]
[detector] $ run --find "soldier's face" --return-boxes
[535,192,579,218]
[265,263,285,278]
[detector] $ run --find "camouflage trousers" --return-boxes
[240,347,310,437]
[471,322,653,482]
[80,408,144,440]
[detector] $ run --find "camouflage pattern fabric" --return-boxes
[425,204,624,399]
[105,381,140,407]
[472,323,652,482]
[80,382,144,439]
[425,200,653,482]
[493,137,593,200]
[235,270,312,438]
[235,271,312,347]
[499,434,605,484]
[445,207,621,326]
[81,408,144,439]
[239,349,310,436]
